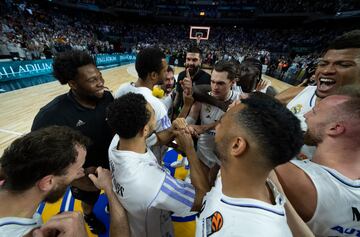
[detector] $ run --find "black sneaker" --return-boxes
[84,212,106,234]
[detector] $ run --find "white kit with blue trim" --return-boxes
[109,135,195,237]
[286,85,317,131]
[291,159,360,237]
[0,213,42,237]
[196,179,292,237]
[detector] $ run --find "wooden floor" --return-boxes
[0,64,292,156]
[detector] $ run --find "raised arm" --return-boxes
[89,167,130,237]
[193,85,229,112]
[275,87,304,105]
[175,130,210,211]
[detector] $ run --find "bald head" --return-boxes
[304,94,360,146]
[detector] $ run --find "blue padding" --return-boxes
[0,53,137,92]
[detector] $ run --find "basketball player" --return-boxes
[31,50,112,234]
[173,46,211,116]
[29,212,89,237]
[106,93,210,237]
[275,86,360,236]
[186,60,241,169]
[160,66,176,113]
[276,30,360,131]
[89,167,130,237]
[191,58,273,113]
[196,93,303,236]
[0,126,89,237]
[114,47,173,162]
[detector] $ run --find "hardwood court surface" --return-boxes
[0,64,292,156]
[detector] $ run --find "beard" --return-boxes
[303,130,322,146]
[188,65,200,77]
[85,93,103,101]
[44,183,68,203]
[72,89,103,104]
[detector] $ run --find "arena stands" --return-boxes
[1,1,360,237]
[0,0,359,86]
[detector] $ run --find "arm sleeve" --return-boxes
[150,173,196,217]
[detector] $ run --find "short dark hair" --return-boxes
[238,62,260,93]
[243,57,262,81]
[0,126,90,192]
[167,65,174,74]
[106,92,151,139]
[53,50,95,84]
[327,30,360,51]
[135,47,165,80]
[187,46,202,57]
[228,59,241,78]
[236,93,303,167]
[213,60,237,81]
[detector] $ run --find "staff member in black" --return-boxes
[32,50,113,235]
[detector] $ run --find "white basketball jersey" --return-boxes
[197,91,241,167]
[286,86,317,131]
[232,84,243,94]
[0,213,42,237]
[115,82,171,133]
[109,135,195,237]
[291,159,360,237]
[287,86,317,160]
[196,180,292,237]
[115,83,171,160]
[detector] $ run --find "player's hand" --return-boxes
[255,79,269,92]
[88,167,113,193]
[180,68,192,95]
[227,99,241,111]
[174,130,194,153]
[171,118,187,131]
[31,212,88,237]
[188,125,207,137]
[186,125,199,138]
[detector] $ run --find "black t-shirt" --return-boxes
[176,69,211,93]
[31,90,114,168]
[175,69,211,110]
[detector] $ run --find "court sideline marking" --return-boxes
[0,128,24,136]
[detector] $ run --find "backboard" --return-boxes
[189,26,210,40]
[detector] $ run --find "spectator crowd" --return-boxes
[0,0,357,87]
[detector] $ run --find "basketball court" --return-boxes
[0,63,291,156]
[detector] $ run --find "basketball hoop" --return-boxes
[189,26,210,44]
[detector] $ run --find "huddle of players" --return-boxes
[1,29,360,237]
